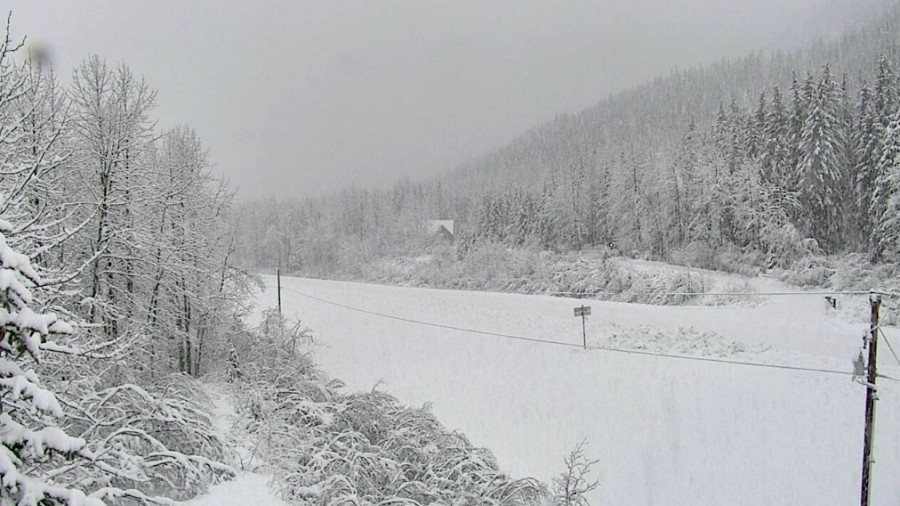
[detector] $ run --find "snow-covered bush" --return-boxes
[361,241,713,306]
[771,253,900,324]
[775,252,899,294]
[826,253,900,293]
[229,312,547,505]
[0,226,233,503]
[551,440,599,506]
[602,323,764,357]
[56,373,234,501]
[777,255,834,288]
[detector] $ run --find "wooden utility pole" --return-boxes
[276,267,282,315]
[860,294,881,506]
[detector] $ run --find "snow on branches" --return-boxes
[551,440,599,506]
[229,313,547,506]
[0,225,102,505]
[0,16,239,503]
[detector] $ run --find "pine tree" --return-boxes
[762,86,793,192]
[833,74,857,245]
[0,221,103,505]
[669,120,696,246]
[860,56,898,256]
[871,110,900,260]
[787,75,808,196]
[798,65,845,252]
[856,85,880,248]
[748,92,767,161]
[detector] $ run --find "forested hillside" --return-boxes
[237,5,900,285]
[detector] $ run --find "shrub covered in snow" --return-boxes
[0,220,234,505]
[57,373,235,501]
[550,440,599,506]
[228,312,547,505]
[771,251,899,294]
[772,253,900,324]
[363,241,709,306]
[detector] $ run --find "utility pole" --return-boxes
[860,294,881,506]
[277,267,282,316]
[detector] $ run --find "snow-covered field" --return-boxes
[253,272,900,505]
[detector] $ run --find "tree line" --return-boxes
[468,58,900,265]
[0,17,250,503]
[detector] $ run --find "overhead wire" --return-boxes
[273,283,859,378]
[275,285,581,349]
[878,327,900,369]
[878,373,900,383]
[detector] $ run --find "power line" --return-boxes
[878,328,900,369]
[276,284,579,348]
[273,284,857,378]
[878,373,900,383]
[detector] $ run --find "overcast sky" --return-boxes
[7,1,888,199]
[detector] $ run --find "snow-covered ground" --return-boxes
[253,272,900,505]
[182,385,289,506]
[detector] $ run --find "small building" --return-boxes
[427,219,455,242]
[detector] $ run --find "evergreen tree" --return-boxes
[762,86,791,190]
[786,75,808,196]
[586,160,613,248]
[871,110,900,260]
[798,65,845,252]
[860,56,898,256]
[0,222,102,506]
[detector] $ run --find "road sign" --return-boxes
[574,305,591,349]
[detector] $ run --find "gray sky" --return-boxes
[7,0,886,199]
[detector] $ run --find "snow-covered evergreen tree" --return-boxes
[761,87,790,188]
[0,220,101,506]
[797,65,846,252]
[855,84,879,249]
[862,57,899,259]
[871,110,900,260]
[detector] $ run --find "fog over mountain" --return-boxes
[9,0,892,199]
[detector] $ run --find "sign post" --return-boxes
[574,305,591,349]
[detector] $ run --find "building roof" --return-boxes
[427,219,455,236]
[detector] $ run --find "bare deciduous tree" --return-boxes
[552,439,600,506]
